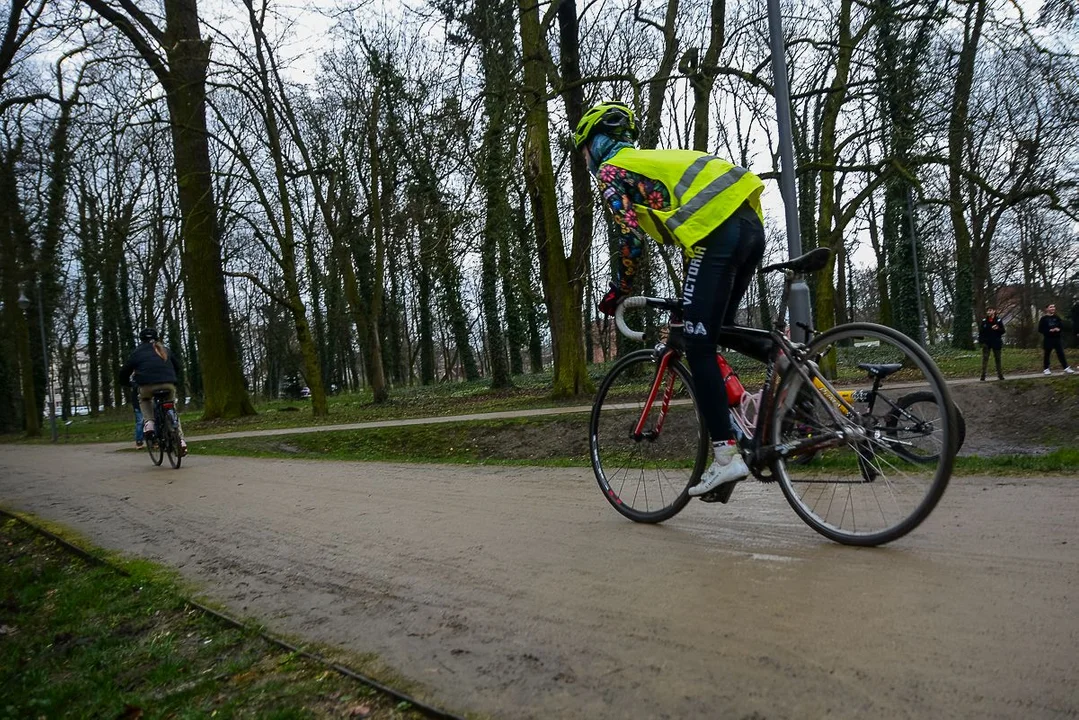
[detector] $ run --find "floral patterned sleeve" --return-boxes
[595,163,672,294]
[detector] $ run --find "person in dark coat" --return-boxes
[119,328,187,454]
[978,307,1006,381]
[1038,303,1075,375]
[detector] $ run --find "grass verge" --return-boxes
[190,418,1079,476]
[0,516,435,720]
[4,347,1067,445]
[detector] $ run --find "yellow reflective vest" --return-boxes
[603,148,764,251]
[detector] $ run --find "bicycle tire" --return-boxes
[771,323,956,546]
[164,413,182,469]
[590,349,709,523]
[146,434,164,466]
[884,390,967,463]
[146,410,164,466]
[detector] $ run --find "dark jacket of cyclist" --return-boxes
[575,101,765,501]
[121,339,182,386]
[120,328,187,452]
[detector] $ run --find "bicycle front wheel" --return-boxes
[590,349,709,523]
[772,323,956,546]
[147,424,164,466]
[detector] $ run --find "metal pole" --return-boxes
[34,281,57,442]
[905,185,927,348]
[766,0,812,343]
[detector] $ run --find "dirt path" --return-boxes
[1,445,1076,718]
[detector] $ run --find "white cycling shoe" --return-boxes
[689,446,750,497]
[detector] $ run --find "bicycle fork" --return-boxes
[632,351,678,441]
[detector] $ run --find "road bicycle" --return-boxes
[145,389,184,470]
[589,247,959,546]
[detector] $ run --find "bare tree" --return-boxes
[81,0,254,418]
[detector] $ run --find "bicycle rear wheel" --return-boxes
[163,412,182,469]
[590,349,709,523]
[884,391,967,463]
[165,432,181,469]
[146,413,164,466]
[772,323,956,546]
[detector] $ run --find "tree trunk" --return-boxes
[835,242,848,326]
[0,151,39,435]
[81,203,101,417]
[476,0,516,388]
[757,271,772,328]
[689,0,726,151]
[515,193,544,373]
[244,0,328,416]
[158,0,254,417]
[877,0,928,342]
[435,226,480,381]
[416,222,436,384]
[499,207,526,376]
[947,0,986,349]
[182,289,202,398]
[813,0,855,336]
[638,0,680,149]
[36,91,75,414]
[517,0,590,397]
[363,102,388,403]
[884,180,918,337]
[865,188,892,324]
[302,215,329,390]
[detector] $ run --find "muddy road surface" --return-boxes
[1,445,1076,719]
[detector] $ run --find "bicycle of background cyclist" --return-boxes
[145,390,183,470]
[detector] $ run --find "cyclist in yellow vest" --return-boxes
[576,100,766,501]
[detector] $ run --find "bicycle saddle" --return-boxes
[761,247,832,274]
[858,362,903,378]
[152,389,173,398]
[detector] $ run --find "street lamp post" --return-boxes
[766,0,812,343]
[17,284,58,442]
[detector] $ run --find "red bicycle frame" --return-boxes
[632,350,678,439]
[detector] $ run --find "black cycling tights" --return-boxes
[681,203,766,443]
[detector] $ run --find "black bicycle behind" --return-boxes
[145,389,183,469]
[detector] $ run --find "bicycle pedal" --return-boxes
[697,484,736,504]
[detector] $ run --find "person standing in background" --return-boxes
[978,307,1006,381]
[1038,303,1075,375]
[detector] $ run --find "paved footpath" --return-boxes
[1,440,1077,719]
[181,371,1058,444]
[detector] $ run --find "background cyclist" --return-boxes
[120,328,188,456]
[575,100,766,501]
